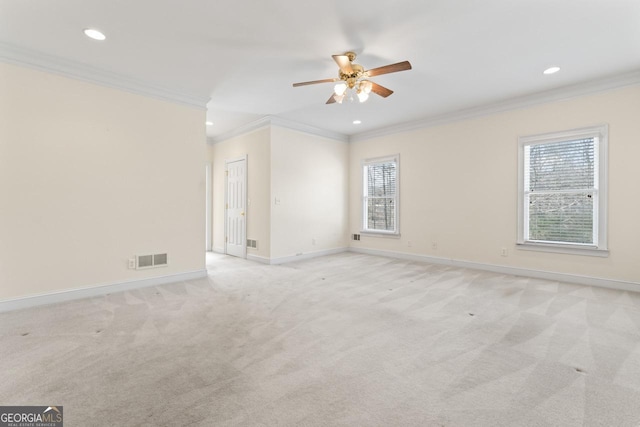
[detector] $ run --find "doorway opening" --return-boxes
[205,162,212,252]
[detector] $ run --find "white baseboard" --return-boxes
[349,247,640,293]
[266,247,348,265]
[0,269,208,313]
[246,253,271,264]
[212,246,225,254]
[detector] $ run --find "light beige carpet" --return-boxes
[2,252,640,426]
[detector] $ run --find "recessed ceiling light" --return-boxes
[543,66,560,75]
[83,28,106,41]
[205,121,213,126]
[353,120,362,125]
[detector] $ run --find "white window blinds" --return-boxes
[525,138,596,244]
[363,156,398,234]
[518,125,608,255]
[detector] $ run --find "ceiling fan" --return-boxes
[293,51,412,104]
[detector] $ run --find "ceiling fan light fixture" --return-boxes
[334,82,347,96]
[292,52,411,105]
[360,80,373,94]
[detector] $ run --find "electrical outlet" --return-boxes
[128,258,136,269]
[432,242,438,250]
[407,240,412,247]
[501,248,508,257]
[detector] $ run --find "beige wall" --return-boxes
[209,128,271,258]
[6,59,634,304]
[349,85,640,283]
[208,125,349,262]
[0,62,206,300]
[270,126,349,259]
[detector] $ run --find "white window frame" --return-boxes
[362,154,400,237]
[517,125,608,256]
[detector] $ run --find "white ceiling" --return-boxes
[1,0,639,140]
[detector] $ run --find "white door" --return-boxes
[225,158,246,258]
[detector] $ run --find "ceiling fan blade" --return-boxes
[326,94,337,104]
[365,61,412,77]
[332,55,353,74]
[370,82,394,98]
[293,78,338,87]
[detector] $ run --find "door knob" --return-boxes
[240,212,245,216]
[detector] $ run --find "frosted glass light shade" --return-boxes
[334,82,347,96]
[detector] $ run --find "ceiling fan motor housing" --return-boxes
[340,63,365,87]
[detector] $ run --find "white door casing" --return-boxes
[225,157,247,258]
[205,162,212,251]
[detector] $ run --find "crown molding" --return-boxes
[209,116,272,144]
[350,69,640,142]
[210,115,349,144]
[269,116,349,143]
[0,42,210,110]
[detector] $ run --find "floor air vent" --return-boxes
[136,253,168,269]
[247,239,258,249]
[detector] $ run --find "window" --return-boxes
[362,155,399,235]
[518,125,608,255]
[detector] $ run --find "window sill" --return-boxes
[360,230,401,239]
[516,242,609,257]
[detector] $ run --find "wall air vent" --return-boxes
[352,234,361,241]
[153,253,168,266]
[136,253,168,269]
[247,239,258,249]
[137,254,153,268]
